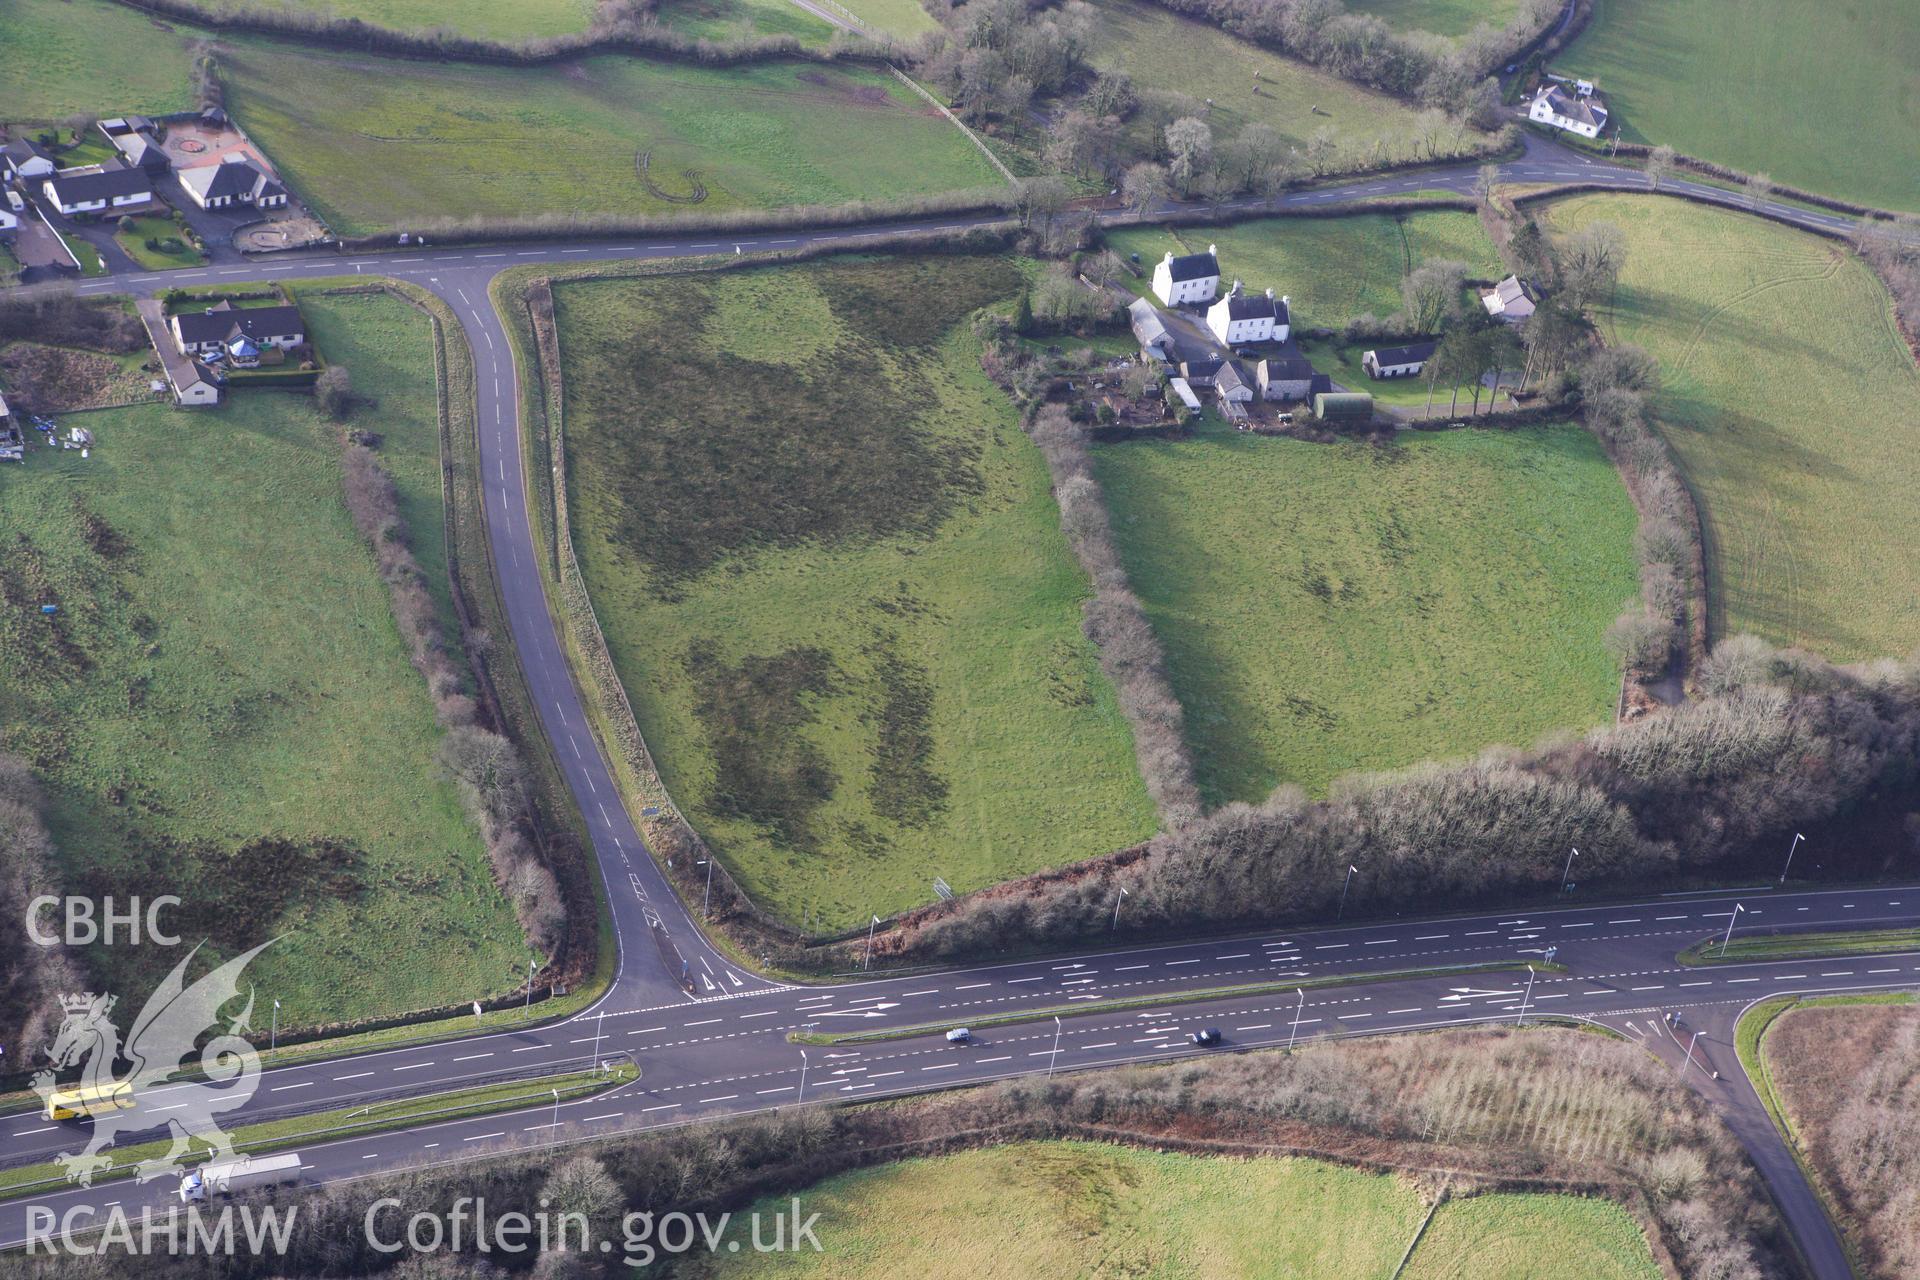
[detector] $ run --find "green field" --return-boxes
[0,0,199,119]
[1096,420,1637,803]
[220,44,1001,236]
[557,258,1156,928]
[224,0,596,39]
[1348,0,1523,38]
[688,1141,1658,1279]
[1085,0,1493,173]
[1541,194,1920,659]
[834,0,941,37]
[1104,211,1504,330]
[1561,0,1920,211]
[0,291,525,1026]
[656,0,836,46]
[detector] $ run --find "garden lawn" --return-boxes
[685,1140,1655,1278]
[221,44,1002,236]
[1541,194,1920,659]
[557,257,1156,929]
[1096,418,1636,804]
[113,216,203,271]
[1561,0,1920,211]
[1348,0,1523,38]
[0,290,524,1028]
[222,0,596,39]
[655,0,836,47]
[1084,0,1492,173]
[0,0,200,119]
[1103,210,1503,329]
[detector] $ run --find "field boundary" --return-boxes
[886,65,1017,187]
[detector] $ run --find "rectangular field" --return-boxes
[555,257,1157,929]
[1103,210,1504,329]
[0,0,200,119]
[1539,194,1920,660]
[1561,0,1920,211]
[655,0,836,46]
[1095,420,1638,804]
[0,291,526,1025]
[222,0,597,39]
[693,1140,1659,1278]
[1348,0,1523,38]
[220,45,1004,236]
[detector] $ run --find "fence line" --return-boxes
[888,65,1018,187]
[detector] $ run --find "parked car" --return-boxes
[945,1027,972,1044]
[1190,1028,1223,1046]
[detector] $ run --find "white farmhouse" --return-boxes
[1529,84,1609,138]
[1206,282,1289,347]
[1150,245,1220,306]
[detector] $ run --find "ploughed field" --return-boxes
[555,256,1157,930]
[0,291,525,1026]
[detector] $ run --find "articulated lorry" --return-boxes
[177,1153,303,1203]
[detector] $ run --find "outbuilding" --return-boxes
[1257,353,1318,401]
[1166,376,1203,418]
[1313,391,1374,423]
[1362,340,1438,379]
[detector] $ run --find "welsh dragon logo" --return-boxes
[32,941,274,1187]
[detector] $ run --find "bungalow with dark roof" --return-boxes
[179,158,287,212]
[170,300,306,360]
[1151,244,1220,307]
[1362,340,1438,379]
[41,166,154,216]
[1,139,55,183]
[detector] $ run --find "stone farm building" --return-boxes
[1258,353,1320,401]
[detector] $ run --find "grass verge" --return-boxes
[0,1061,635,1201]
[788,961,1564,1044]
[1680,929,1920,966]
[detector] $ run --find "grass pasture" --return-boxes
[1096,419,1637,804]
[1540,194,1920,659]
[1084,0,1491,170]
[1103,210,1503,330]
[221,45,1002,236]
[1348,0,1523,38]
[686,1140,1658,1278]
[0,0,200,120]
[1561,0,1920,211]
[655,0,836,47]
[556,257,1156,929]
[0,290,525,1027]
[222,0,597,39]
[832,0,942,37]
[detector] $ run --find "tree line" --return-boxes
[878,636,1920,961]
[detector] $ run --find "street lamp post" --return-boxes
[1681,1029,1702,1077]
[865,915,880,971]
[270,1000,279,1056]
[797,1049,808,1101]
[1337,865,1358,921]
[1561,847,1579,894]
[551,1087,560,1131]
[1111,887,1129,931]
[592,1010,606,1068]
[699,858,714,919]
[1287,988,1305,1050]
[1048,1016,1062,1078]
[1780,833,1805,884]
[524,957,537,1012]
[1719,903,1746,956]
[1516,965,1536,1025]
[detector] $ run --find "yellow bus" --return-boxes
[45,1082,135,1121]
